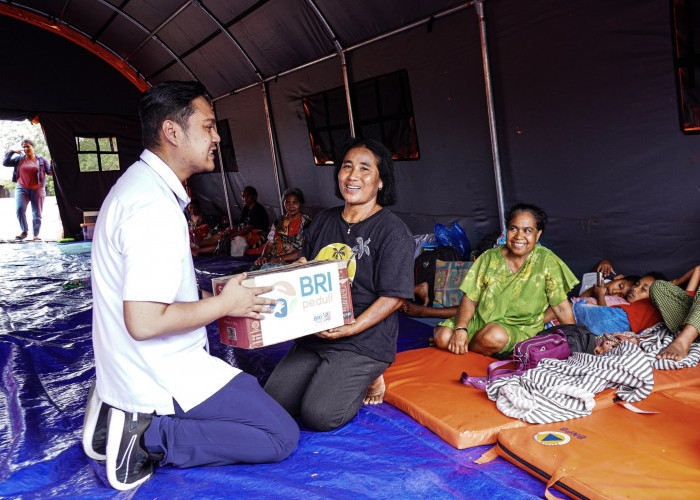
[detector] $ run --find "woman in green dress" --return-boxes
[434,204,578,356]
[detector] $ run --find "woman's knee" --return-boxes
[433,326,453,350]
[301,403,354,432]
[471,324,509,355]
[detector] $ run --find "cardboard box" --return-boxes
[213,260,354,348]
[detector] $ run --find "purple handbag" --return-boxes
[460,332,571,390]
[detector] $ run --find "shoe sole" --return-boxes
[82,380,107,461]
[105,409,153,491]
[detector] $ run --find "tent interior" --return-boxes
[1,0,699,497]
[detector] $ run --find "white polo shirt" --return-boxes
[92,149,240,414]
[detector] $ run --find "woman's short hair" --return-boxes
[22,139,35,148]
[505,203,548,232]
[283,187,305,205]
[139,81,210,150]
[334,138,397,206]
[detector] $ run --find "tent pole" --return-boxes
[341,51,356,138]
[215,142,234,230]
[262,82,284,214]
[304,0,355,138]
[475,0,506,231]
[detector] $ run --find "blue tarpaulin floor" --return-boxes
[0,242,554,499]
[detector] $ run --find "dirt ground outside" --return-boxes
[0,196,64,241]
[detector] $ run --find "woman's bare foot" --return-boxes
[362,375,386,405]
[414,282,430,306]
[657,325,698,361]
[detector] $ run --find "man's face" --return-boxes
[242,190,255,207]
[179,96,220,175]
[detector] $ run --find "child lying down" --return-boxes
[574,265,700,361]
[572,273,662,336]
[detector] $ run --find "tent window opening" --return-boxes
[75,136,120,172]
[302,70,420,165]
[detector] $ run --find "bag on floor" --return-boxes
[538,323,596,354]
[460,332,571,389]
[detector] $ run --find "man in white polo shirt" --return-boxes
[82,81,299,491]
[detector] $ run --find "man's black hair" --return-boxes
[139,81,210,150]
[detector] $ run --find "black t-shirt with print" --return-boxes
[296,206,414,363]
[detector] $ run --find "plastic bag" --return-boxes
[434,221,471,260]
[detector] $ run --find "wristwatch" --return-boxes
[454,326,468,332]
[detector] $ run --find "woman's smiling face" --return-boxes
[284,194,301,217]
[505,211,542,258]
[337,146,383,207]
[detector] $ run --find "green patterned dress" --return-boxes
[439,245,578,351]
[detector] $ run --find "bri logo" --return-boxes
[300,271,333,296]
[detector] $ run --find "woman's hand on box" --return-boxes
[315,323,357,339]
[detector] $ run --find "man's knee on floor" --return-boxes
[268,420,300,462]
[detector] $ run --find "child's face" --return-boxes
[626,276,656,303]
[605,276,632,298]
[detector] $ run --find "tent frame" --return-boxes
[211,0,506,227]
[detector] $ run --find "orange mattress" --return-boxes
[383,347,700,450]
[494,384,700,499]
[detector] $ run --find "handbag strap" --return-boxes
[486,359,518,377]
[460,358,522,390]
[459,372,490,390]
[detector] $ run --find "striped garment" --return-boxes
[485,323,700,423]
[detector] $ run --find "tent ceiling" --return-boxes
[2,0,471,98]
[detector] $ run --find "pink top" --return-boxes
[18,156,40,189]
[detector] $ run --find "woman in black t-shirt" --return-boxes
[264,139,414,432]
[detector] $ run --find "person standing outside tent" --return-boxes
[3,139,51,240]
[82,81,298,491]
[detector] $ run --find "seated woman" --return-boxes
[649,265,700,360]
[254,188,312,267]
[434,204,578,356]
[186,199,225,256]
[264,138,414,431]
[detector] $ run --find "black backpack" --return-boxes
[493,323,597,360]
[414,245,463,304]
